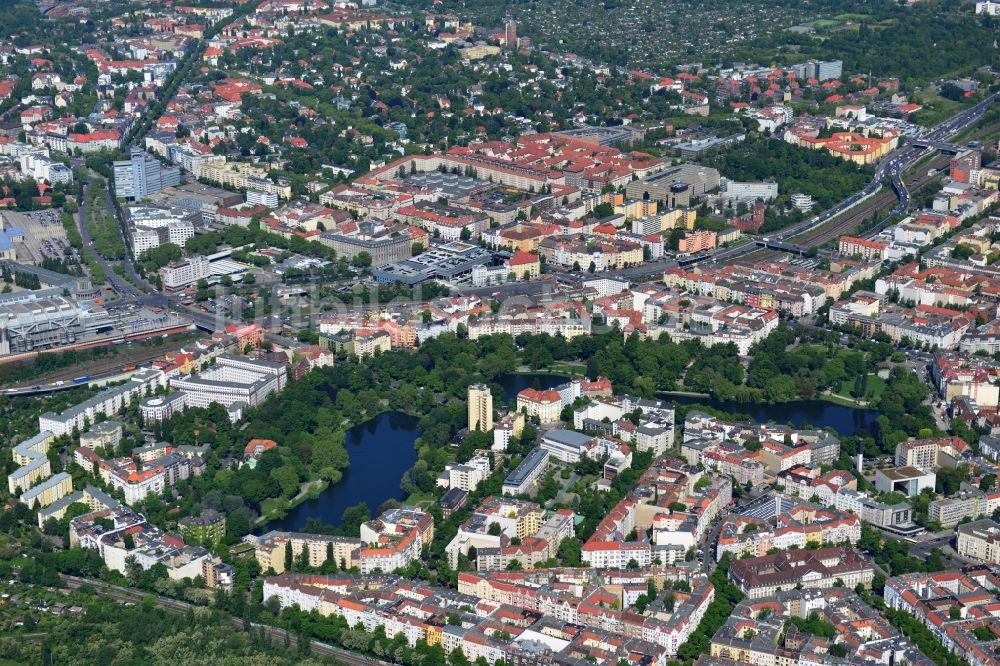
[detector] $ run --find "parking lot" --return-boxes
[1,209,71,263]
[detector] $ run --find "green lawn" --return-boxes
[403,490,438,507]
[809,18,843,29]
[548,361,586,376]
[260,497,290,519]
[836,374,886,403]
[912,91,968,128]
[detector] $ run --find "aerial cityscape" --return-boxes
[1,0,1000,663]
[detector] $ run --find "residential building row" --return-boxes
[885,566,1000,666]
[250,506,433,576]
[583,457,732,569]
[715,497,861,559]
[708,588,932,666]
[263,562,712,662]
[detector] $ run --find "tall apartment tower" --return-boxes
[504,16,517,48]
[467,384,493,432]
[113,147,180,200]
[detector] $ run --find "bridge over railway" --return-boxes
[755,238,806,255]
[909,138,966,153]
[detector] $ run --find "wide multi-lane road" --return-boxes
[611,92,999,276]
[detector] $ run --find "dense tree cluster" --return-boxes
[885,607,972,666]
[675,555,745,664]
[728,0,996,90]
[0,592,322,666]
[706,137,870,232]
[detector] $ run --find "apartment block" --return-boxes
[253,531,363,575]
[437,455,491,492]
[20,472,73,508]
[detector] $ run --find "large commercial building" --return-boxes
[0,293,107,357]
[160,250,248,289]
[467,383,493,432]
[319,230,413,265]
[141,354,287,423]
[125,205,199,257]
[625,164,721,208]
[114,147,181,200]
[728,547,875,599]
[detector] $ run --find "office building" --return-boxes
[114,147,181,200]
[467,383,493,432]
[125,205,199,257]
[790,59,843,82]
[153,354,287,419]
[19,151,72,184]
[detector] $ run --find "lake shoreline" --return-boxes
[260,375,878,534]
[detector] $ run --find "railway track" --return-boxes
[734,152,951,265]
[5,336,194,389]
